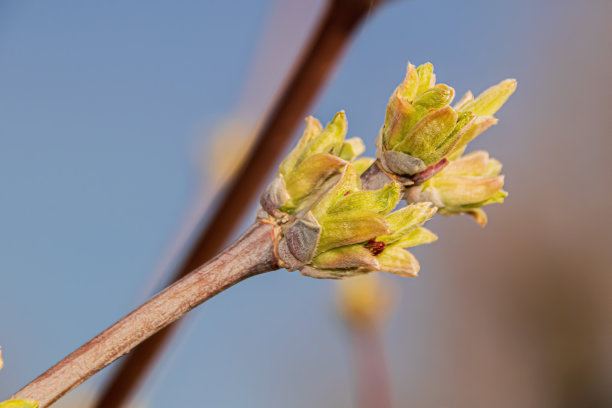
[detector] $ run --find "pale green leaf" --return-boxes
[377,247,420,277]
[312,245,380,270]
[279,116,322,176]
[297,111,347,163]
[460,79,517,116]
[393,227,438,248]
[416,62,435,95]
[316,210,389,254]
[339,137,365,161]
[328,183,401,215]
[378,202,436,244]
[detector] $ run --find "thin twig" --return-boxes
[11,222,279,408]
[93,0,385,406]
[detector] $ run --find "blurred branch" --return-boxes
[12,223,278,408]
[94,0,387,406]
[337,274,394,408]
[351,327,393,408]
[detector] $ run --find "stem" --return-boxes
[93,1,385,406]
[11,222,279,408]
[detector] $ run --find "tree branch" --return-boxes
[11,222,279,408]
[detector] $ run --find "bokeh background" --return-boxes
[1,0,611,407]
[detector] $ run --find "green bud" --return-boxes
[407,151,507,225]
[460,79,517,116]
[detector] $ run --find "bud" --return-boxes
[336,274,394,329]
[405,151,507,226]
[262,112,437,280]
[0,401,40,408]
[374,62,515,186]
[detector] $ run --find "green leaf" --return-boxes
[432,175,505,207]
[393,227,438,248]
[338,137,365,161]
[377,247,420,277]
[448,115,498,159]
[282,153,346,211]
[0,400,40,408]
[441,150,502,177]
[396,63,419,101]
[311,164,360,218]
[413,84,455,117]
[297,111,347,164]
[352,157,375,175]
[378,202,436,244]
[279,116,322,177]
[384,93,418,149]
[312,244,380,270]
[394,106,458,163]
[328,183,401,215]
[316,210,390,254]
[416,62,435,95]
[460,79,517,116]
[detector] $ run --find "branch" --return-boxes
[11,222,279,408]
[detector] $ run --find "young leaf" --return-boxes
[460,79,517,116]
[317,210,390,254]
[328,183,401,215]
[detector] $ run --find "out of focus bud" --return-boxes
[0,401,39,408]
[405,151,507,226]
[337,274,394,329]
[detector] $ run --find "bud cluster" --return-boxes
[372,62,515,225]
[260,113,436,279]
[259,61,516,279]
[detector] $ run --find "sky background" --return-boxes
[1,0,611,407]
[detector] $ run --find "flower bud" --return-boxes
[406,151,507,226]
